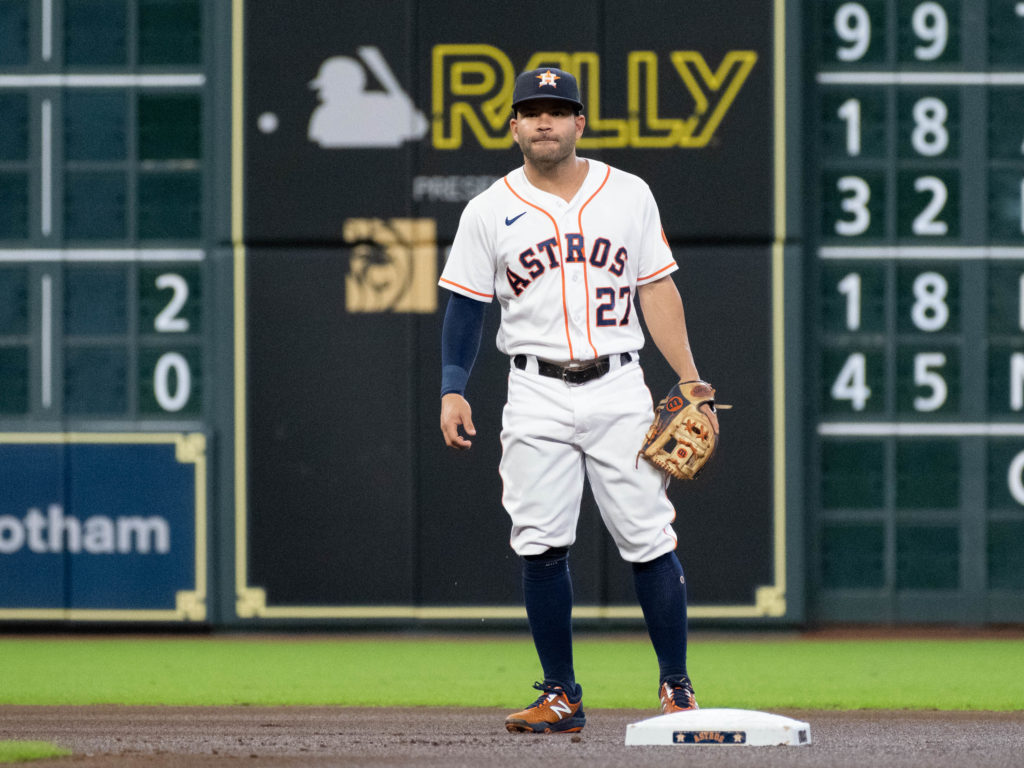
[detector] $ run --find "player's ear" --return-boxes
[575,113,586,137]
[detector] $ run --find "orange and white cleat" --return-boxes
[659,675,699,714]
[505,681,586,734]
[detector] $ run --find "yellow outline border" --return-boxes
[0,432,208,622]
[231,0,789,620]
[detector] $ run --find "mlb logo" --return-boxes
[342,218,438,313]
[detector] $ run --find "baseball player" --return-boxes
[439,67,718,734]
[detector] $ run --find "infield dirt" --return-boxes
[1,706,1022,768]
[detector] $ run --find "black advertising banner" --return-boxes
[239,0,785,619]
[244,0,775,244]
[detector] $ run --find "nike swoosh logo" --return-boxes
[505,212,527,226]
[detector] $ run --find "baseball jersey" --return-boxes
[439,159,678,361]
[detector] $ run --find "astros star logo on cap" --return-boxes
[536,69,560,88]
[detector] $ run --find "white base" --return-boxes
[624,708,811,746]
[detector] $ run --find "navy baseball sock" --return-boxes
[632,551,689,682]
[521,547,578,695]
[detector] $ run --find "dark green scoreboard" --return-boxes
[0,0,209,621]
[808,0,1024,621]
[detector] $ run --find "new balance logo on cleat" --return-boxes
[548,698,573,719]
[505,681,586,734]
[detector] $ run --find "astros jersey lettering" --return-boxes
[440,159,677,361]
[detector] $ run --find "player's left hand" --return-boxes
[700,402,720,435]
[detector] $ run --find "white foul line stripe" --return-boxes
[819,422,1024,437]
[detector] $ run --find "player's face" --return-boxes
[511,100,585,169]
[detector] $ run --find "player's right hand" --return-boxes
[440,393,476,450]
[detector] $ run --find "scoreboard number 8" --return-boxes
[911,271,949,331]
[911,98,949,157]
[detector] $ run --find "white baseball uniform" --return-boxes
[440,158,680,562]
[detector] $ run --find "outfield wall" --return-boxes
[1,0,1021,626]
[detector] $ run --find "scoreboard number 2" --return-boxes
[151,271,196,414]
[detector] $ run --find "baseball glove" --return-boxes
[638,380,728,481]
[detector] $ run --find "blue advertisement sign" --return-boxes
[0,434,206,621]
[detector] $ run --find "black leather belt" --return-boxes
[513,353,633,385]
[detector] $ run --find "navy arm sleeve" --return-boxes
[440,292,487,397]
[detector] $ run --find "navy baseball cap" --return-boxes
[511,67,584,112]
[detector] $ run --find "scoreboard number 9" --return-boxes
[832,1,952,63]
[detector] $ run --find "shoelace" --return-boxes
[666,680,696,707]
[529,681,570,707]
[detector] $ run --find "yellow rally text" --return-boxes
[432,45,757,150]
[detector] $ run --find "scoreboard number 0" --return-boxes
[151,271,196,414]
[153,352,192,413]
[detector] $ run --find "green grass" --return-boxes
[0,741,71,763]
[1,634,1022,710]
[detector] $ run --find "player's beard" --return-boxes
[519,133,575,169]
